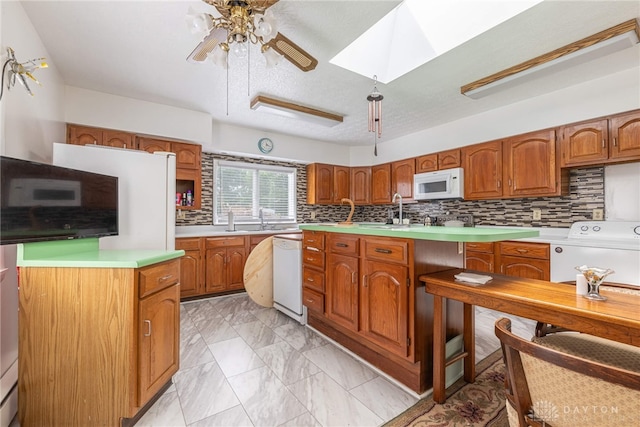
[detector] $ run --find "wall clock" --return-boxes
[258,137,274,154]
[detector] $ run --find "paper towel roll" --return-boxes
[576,274,588,296]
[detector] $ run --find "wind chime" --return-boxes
[367,75,383,156]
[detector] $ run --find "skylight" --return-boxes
[330,0,544,84]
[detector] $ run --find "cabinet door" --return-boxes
[205,247,227,293]
[350,167,371,205]
[499,256,550,281]
[67,125,102,145]
[173,142,201,169]
[371,163,391,204]
[138,283,180,405]
[176,238,201,298]
[138,137,171,153]
[415,154,438,173]
[103,131,134,149]
[333,166,351,202]
[361,260,409,358]
[609,111,640,161]
[438,149,461,170]
[391,159,415,200]
[307,163,333,204]
[465,251,494,273]
[560,119,608,167]
[504,129,558,197]
[463,140,503,200]
[227,247,247,291]
[326,253,359,331]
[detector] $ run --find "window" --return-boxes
[213,160,297,224]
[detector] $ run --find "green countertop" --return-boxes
[298,224,539,242]
[17,238,185,268]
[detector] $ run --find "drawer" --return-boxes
[499,241,549,260]
[176,237,201,251]
[205,236,246,248]
[465,242,494,253]
[303,248,325,269]
[303,266,324,293]
[303,230,325,250]
[250,234,272,246]
[364,238,409,264]
[302,287,324,313]
[327,234,359,256]
[139,258,180,298]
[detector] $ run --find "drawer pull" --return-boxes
[307,278,315,282]
[375,248,392,254]
[336,243,348,248]
[144,320,152,337]
[306,257,315,262]
[159,274,173,283]
[307,247,320,252]
[516,249,528,253]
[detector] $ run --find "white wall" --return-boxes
[605,163,640,220]
[352,67,640,166]
[0,2,66,425]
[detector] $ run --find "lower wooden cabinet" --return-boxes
[465,241,550,280]
[205,237,247,293]
[176,237,203,298]
[465,242,495,273]
[326,252,359,331]
[18,258,180,426]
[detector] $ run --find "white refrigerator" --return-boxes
[53,143,176,251]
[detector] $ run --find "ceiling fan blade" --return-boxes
[187,27,228,63]
[264,32,318,72]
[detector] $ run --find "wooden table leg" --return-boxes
[432,295,447,404]
[463,303,475,383]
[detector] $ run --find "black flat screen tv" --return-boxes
[0,156,118,245]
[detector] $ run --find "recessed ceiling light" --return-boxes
[330,0,543,84]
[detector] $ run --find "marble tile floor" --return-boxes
[133,293,536,427]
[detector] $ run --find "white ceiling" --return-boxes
[21,1,640,147]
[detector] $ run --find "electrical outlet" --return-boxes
[593,209,604,220]
[310,210,316,220]
[532,208,542,221]
[176,209,186,220]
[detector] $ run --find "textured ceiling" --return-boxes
[21,1,640,146]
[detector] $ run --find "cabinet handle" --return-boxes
[501,265,505,273]
[307,247,320,252]
[159,274,173,283]
[352,272,356,284]
[307,277,314,282]
[497,180,501,188]
[144,320,152,337]
[306,257,315,262]
[508,178,512,187]
[375,248,392,254]
[613,137,617,147]
[516,249,528,253]
[362,275,368,287]
[336,243,348,248]
[602,139,606,148]
[489,263,493,271]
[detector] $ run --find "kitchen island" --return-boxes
[297,224,538,394]
[16,238,185,427]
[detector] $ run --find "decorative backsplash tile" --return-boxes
[177,152,604,229]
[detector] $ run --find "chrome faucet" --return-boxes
[392,193,403,225]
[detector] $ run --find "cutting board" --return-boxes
[243,236,273,307]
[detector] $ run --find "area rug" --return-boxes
[384,350,508,427]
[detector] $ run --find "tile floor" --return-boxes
[134,293,536,427]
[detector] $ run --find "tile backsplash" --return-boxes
[176,152,604,229]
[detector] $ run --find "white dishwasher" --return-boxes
[273,234,306,324]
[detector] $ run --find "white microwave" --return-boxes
[413,167,464,200]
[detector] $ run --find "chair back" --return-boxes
[495,317,640,427]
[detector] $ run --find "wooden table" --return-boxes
[420,268,640,404]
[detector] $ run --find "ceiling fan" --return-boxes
[186,0,318,72]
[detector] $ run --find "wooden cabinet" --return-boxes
[173,141,202,169]
[326,252,359,331]
[176,167,202,210]
[18,258,180,426]
[497,241,550,281]
[350,166,371,205]
[391,159,415,201]
[560,110,640,167]
[204,237,247,293]
[504,129,565,197]
[463,140,503,200]
[306,163,350,204]
[371,163,392,204]
[302,230,326,314]
[464,132,566,200]
[415,149,461,173]
[67,124,135,149]
[465,242,495,273]
[176,237,203,298]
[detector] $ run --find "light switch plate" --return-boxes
[532,208,542,221]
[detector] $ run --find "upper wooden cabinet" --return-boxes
[306,163,350,205]
[350,166,371,205]
[371,163,392,204]
[504,129,565,198]
[173,141,202,170]
[391,159,415,201]
[138,137,171,153]
[67,124,135,149]
[415,149,461,173]
[463,140,503,200]
[560,110,640,167]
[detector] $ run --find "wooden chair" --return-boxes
[495,317,640,427]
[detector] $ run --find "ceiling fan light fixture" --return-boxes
[207,43,229,69]
[261,45,282,68]
[185,7,213,37]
